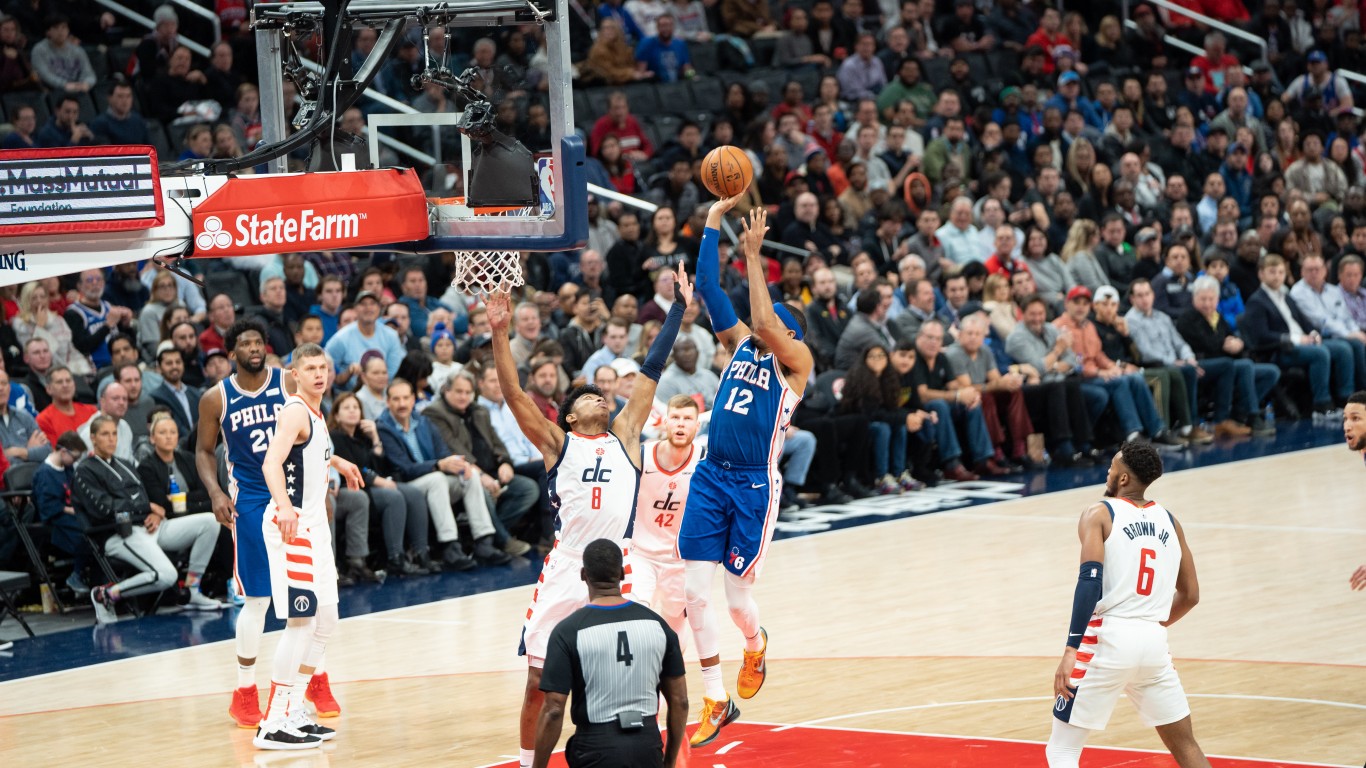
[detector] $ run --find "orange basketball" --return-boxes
[701,145,754,198]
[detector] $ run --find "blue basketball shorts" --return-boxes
[676,457,781,579]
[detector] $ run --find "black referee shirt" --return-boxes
[540,601,685,727]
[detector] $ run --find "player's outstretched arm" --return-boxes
[196,386,234,527]
[742,208,814,395]
[1162,516,1200,627]
[698,195,750,353]
[487,291,565,465]
[261,403,308,542]
[616,263,690,458]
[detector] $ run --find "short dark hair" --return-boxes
[55,430,86,453]
[385,377,414,399]
[558,384,605,430]
[1348,390,1366,409]
[225,317,269,352]
[1118,440,1163,486]
[582,538,624,584]
[855,285,882,315]
[1128,277,1152,297]
[1021,293,1049,312]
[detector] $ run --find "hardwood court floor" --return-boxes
[1,446,1363,767]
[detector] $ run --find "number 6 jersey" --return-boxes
[1097,497,1183,623]
[631,441,702,560]
[547,431,641,555]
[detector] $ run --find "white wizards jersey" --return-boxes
[1096,497,1182,623]
[269,395,333,526]
[548,431,640,555]
[632,440,701,560]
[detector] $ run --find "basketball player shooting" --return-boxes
[680,201,813,748]
[487,264,693,768]
[1342,392,1366,590]
[254,343,364,750]
[1046,441,1210,768]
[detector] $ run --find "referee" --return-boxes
[534,539,688,768]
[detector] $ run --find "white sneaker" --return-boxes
[90,586,118,624]
[0,640,13,651]
[284,708,336,741]
[185,590,226,612]
[253,720,322,751]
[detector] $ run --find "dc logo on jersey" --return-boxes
[294,595,311,613]
[581,456,613,483]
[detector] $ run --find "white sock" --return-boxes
[519,747,535,767]
[237,662,255,689]
[744,629,765,653]
[264,680,294,725]
[701,663,726,701]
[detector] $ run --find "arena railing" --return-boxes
[91,0,218,58]
[1121,0,1266,60]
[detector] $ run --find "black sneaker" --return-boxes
[817,483,854,505]
[286,711,336,741]
[388,555,426,576]
[473,536,513,566]
[441,543,478,571]
[1249,416,1277,436]
[253,724,322,750]
[1150,430,1187,449]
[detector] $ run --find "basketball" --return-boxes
[701,145,754,198]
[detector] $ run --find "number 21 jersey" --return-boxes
[220,366,287,514]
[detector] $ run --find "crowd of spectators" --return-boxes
[4,0,1366,616]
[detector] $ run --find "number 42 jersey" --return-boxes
[631,441,702,560]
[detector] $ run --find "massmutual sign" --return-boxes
[0,145,163,236]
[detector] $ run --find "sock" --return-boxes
[264,680,295,725]
[701,663,725,700]
[185,572,202,590]
[237,663,255,689]
[744,630,765,653]
[519,747,535,767]
[106,584,121,601]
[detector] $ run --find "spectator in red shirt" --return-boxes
[198,293,235,354]
[589,91,654,162]
[1023,7,1071,75]
[771,80,814,125]
[37,366,97,445]
[1191,31,1240,95]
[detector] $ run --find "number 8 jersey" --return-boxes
[708,337,801,466]
[547,431,641,554]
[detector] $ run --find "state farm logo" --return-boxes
[195,209,367,251]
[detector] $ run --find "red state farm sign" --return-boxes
[191,168,428,256]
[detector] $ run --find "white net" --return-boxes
[450,250,525,296]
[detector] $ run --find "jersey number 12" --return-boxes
[723,387,753,415]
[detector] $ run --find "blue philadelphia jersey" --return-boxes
[220,367,287,514]
[706,337,801,467]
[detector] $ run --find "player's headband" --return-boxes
[773,303,804,341]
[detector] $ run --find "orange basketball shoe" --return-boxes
[736,627,768,699]
[688,696,740,747]
[305,672,341,718]
[229,685,263,728]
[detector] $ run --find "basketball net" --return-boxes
[450,250,525,297]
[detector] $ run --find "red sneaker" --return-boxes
[229,685,262,729]
[305,672,341,718]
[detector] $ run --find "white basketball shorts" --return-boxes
[1055,615,1191,731]
[262,504,339,621]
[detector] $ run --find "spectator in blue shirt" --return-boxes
[1045,72,1103,130]
[36,95,95,148]
[1219,142,1254,230]
[325,290,407,384]
[34,432,90,594]
[634,14,693,83]
[397,265,453,338]
[309,275,346,343]
[90,81,151,146]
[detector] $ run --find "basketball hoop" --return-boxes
[451,249,525,296]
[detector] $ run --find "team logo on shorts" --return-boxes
[294,595,311,613]
[727,546,746,571]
